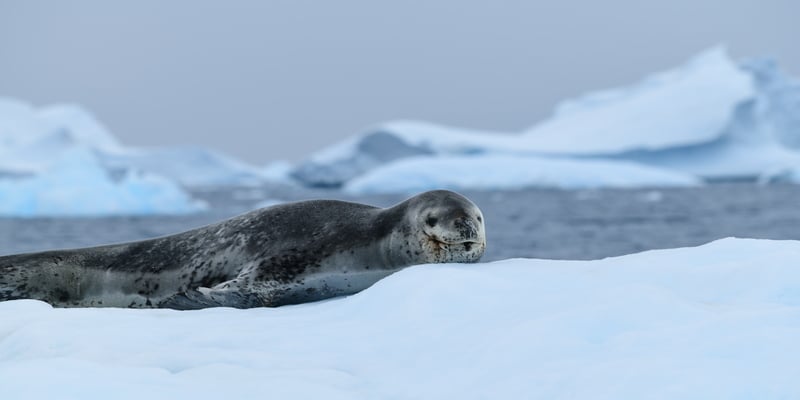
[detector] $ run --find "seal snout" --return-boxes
[453,216,479,241]
[425,215,483,245]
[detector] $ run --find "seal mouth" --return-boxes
[426,234,484,251]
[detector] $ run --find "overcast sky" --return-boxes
[1,0,797,163]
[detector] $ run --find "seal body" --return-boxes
[0,190,486,309]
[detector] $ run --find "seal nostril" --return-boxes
[464,242,472,251]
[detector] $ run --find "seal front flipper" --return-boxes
[159,288,264,310]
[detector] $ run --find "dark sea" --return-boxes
[2,183,799,261]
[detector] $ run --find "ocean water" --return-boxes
[1,183,799,261]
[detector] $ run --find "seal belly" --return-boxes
[271,269,396,306]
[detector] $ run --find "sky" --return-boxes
[1,0,798,164]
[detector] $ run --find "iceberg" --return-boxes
[615,57,800,180]
[0,97,293,216]
[520,47,755,154]
[292,47,800,191]
[345,154,700,195]
[0,149,207,217]
[98,147,270,188]
[0,98,284,190]
[0,100,122,174]
[260,160,294,184]
[0,99,209,216]
[0,100,120,153]
[2,238,799,398]
[291,130,437,187]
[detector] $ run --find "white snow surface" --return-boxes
[2,238,799,399]
[345,154,700,194]
[292,46,800,190]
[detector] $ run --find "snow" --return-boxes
[0,149,207,217]
[292,46,800,191]
[1,238,799,399]
[345,154,700,194]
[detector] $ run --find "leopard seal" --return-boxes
[0,190,486,309]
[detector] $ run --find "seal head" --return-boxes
[396,190,486,264]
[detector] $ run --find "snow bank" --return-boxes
[2,238,799,399]
[345,154,700,194]
[292,47,800,191]
[0,149,207,217]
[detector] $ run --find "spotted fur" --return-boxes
[0,190,486,309]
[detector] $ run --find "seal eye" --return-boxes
[426,216,438,227]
